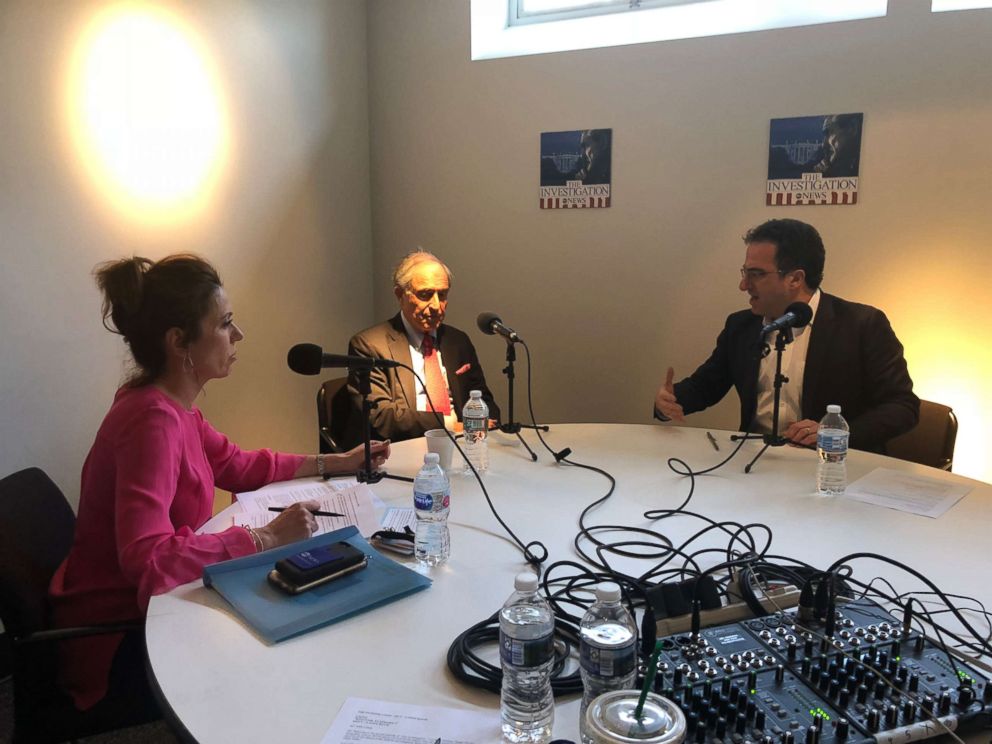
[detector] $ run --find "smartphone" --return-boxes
[267,542,368,595]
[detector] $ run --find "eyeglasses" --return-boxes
[740,267,786,282]
[407,288,449,303]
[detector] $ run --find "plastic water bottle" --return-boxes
[413,453,450,565]
[462,389,489,473]
[816,404,850,496]
[579,582,638,742]
[500,573,555,743]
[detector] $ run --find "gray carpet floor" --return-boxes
[0,674,179,744]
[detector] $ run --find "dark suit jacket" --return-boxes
[343,314,500,446]
[668,293,919,453]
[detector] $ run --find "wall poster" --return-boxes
[767,113,863,206]
[540,128,612,209]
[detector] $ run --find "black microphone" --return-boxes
[477,312,520,342]
[287,343,400,375]
[760,302,813,337]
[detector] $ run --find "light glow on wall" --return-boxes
[902,328,990,484]
[65,4,229,225]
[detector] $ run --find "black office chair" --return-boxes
[317,377,352,454]
[885,400,958,471]
[0,467,153,743]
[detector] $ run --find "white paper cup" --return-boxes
[424,428,455,471]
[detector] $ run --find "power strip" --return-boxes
[655,586,802,636]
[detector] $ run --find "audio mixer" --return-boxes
[647,598,990,743]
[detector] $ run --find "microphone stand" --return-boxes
[354,368,413,484]
[497,338,548,462]
[730,328,792,473]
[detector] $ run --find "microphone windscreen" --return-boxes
[287,343,323,375]
[477,312,501,335]
[787,301,813,328]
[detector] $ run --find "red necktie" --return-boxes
[421,335,451,414]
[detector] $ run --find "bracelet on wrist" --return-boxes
[244,525,263,552]
[316,453,326,479]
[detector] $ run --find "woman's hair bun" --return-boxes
[94,256,154,340]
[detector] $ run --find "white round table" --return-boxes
[146,424,990,743]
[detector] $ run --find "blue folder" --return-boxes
[202,526,431,643]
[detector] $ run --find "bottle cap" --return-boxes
[424,452,440,465]
[826,404,841,414]
[469,389,482,398]
[596,582,622,603]
[514,572,538,592]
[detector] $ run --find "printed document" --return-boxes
[381,506,416,532]
[231,479,380,536]
[321,697,498,744]
[844,467,971,518]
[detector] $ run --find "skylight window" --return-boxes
[472,0,889,60]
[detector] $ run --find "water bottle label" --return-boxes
[499,629,554,668]
[580,642,636,677]
[464,416,487,442]
[413,489,449,512]
[817,430,849,453]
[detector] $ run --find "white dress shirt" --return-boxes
[754,289,820,435]
[398,313,451,412]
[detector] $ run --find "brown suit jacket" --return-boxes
[342,314,500,447]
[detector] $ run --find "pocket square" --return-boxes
[455,363,471,375]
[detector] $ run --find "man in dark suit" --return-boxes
[344,251,500,446]
[654,219,918,453]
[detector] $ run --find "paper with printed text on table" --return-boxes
[321,696,498,744]
[232,478,380,536]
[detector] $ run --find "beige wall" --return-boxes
[367,0,992,482]
[2,0,990,515]
[0,0,374,505]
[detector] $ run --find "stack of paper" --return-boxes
[232,479,381,536]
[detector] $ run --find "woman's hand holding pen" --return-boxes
[256,499,321,549]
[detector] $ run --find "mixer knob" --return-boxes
[939,690,952,716]
[958,686,976,707]
[835,718,849,739]
[736,712,748,735]
[903,700,916,721]
[715,716,727,738]
[885,704,899,727]
[908,673,920,693]
[866,708,880,732]
[686,711,699,732]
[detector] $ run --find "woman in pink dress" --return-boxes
[48,254,389,722]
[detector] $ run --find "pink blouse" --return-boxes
[49,385,305,710]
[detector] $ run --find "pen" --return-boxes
[706,431,720,451]
[267,507,345,518]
